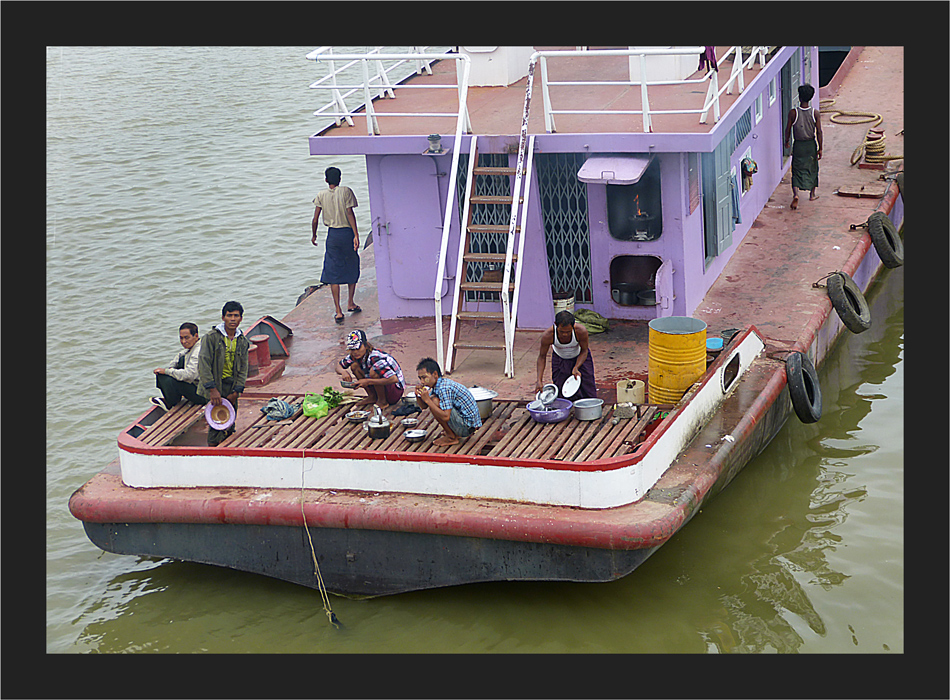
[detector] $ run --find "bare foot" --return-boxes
[809,192,820,201]
[790,196,799,210]
[433,435,459,447]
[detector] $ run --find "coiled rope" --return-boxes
[820,98,903,166]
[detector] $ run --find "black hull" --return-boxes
[83,521,658,598]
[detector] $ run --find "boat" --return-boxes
[70,46,903,601]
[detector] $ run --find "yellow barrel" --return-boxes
[648,316,707,404]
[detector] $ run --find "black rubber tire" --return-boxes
[786,351,822,424]
[867,211,904,268]
[827,271,871,334]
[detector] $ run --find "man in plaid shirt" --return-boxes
[415,357,482,447]
[337,330,406,406]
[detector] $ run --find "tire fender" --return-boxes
[867,211,904,269]
[785,351,822,423]
[827,271,871,334]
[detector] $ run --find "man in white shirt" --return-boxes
[151,322,205,410]
[312,166,362,324]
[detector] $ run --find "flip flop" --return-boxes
[334,314,345,324]
[348,305,362,314]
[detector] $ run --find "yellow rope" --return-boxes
[301,454,340,628]
[819,98,903,165]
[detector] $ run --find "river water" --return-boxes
[46,47,904,657]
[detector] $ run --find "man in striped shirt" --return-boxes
[415,357,482,447]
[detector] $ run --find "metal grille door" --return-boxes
[535,153,592,303]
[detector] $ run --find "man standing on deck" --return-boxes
[312,166,361,324]
[535,310,598,401]
[784,83,823,210]
[198,301,250,447]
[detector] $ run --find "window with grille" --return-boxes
[733,107,752,153]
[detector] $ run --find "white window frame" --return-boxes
[768,76,777,105]
[754,93,763,124]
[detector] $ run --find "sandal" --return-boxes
[334,314,345,324]
[348,305,362,314]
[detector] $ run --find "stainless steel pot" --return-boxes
[469,386,498,421]
[611,283,640,306]
[573,398,604,421]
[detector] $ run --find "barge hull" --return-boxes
[82,521,655,598]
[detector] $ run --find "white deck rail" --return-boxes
[308,48,473,371]
[535,46,769,132]
[306,46,468,135]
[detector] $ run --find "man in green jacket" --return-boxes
[198,300,250,446]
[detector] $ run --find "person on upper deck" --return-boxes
[415,357,482,448]
[150,322,207,411]
[336,329,406,407]
[784,83,823,210]
[311,166,362,324]
[198,301,250,447]
[535,310,598,401]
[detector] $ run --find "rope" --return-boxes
[300,453,341,628]
[819,98,903,166]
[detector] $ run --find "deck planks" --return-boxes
[135,393,667,463]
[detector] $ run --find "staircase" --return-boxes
[445,136,535,376]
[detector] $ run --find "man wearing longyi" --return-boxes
[534,310,598,400]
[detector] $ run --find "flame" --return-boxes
[634,194,644,217]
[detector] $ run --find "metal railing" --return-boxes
[308,48,473,371]
[535,46,770,132]
[306,46,469,135]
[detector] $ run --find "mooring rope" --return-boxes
[819,98,903,166]
[301,453,340,628]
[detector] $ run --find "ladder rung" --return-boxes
[470,195,517,205]
[453,340,507,350]
[457,311,505,321]
[460,282,515,292]
[468,224,521,235]
[473,166,518,176]
[463,252,518,263]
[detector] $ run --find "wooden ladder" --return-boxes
[445,138,531,375]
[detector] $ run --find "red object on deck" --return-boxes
[249,335,271,366]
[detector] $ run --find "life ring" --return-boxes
[827,271,871,334]
[867,211,903,268]
[785,351,822,424]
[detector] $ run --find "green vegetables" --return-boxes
[321,386,346,409]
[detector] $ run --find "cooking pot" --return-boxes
[611,283,640,306]
[637,289,657,306]
[573,398,604,421]
[366,406,391,439]
[404,429,427,444]
[469,386,498,421]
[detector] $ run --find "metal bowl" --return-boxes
[526,397,572,423]
[404,392,417,407]
[404,429,427,443]
[536,383,558,406]
[346,410,369,423]
[573,397,604,421]
[340,380,357,389]
[400,417,418,428]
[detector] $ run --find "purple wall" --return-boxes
[352,48,817,327]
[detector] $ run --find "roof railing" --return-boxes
[306,46,468,135]
[535,46,770,132]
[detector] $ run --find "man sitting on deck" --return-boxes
[150,322,207,411]
[336,329,406,407]
[415,357,482,448]
[535,310,598,401]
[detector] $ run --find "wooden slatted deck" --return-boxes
[136,395,671,463]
